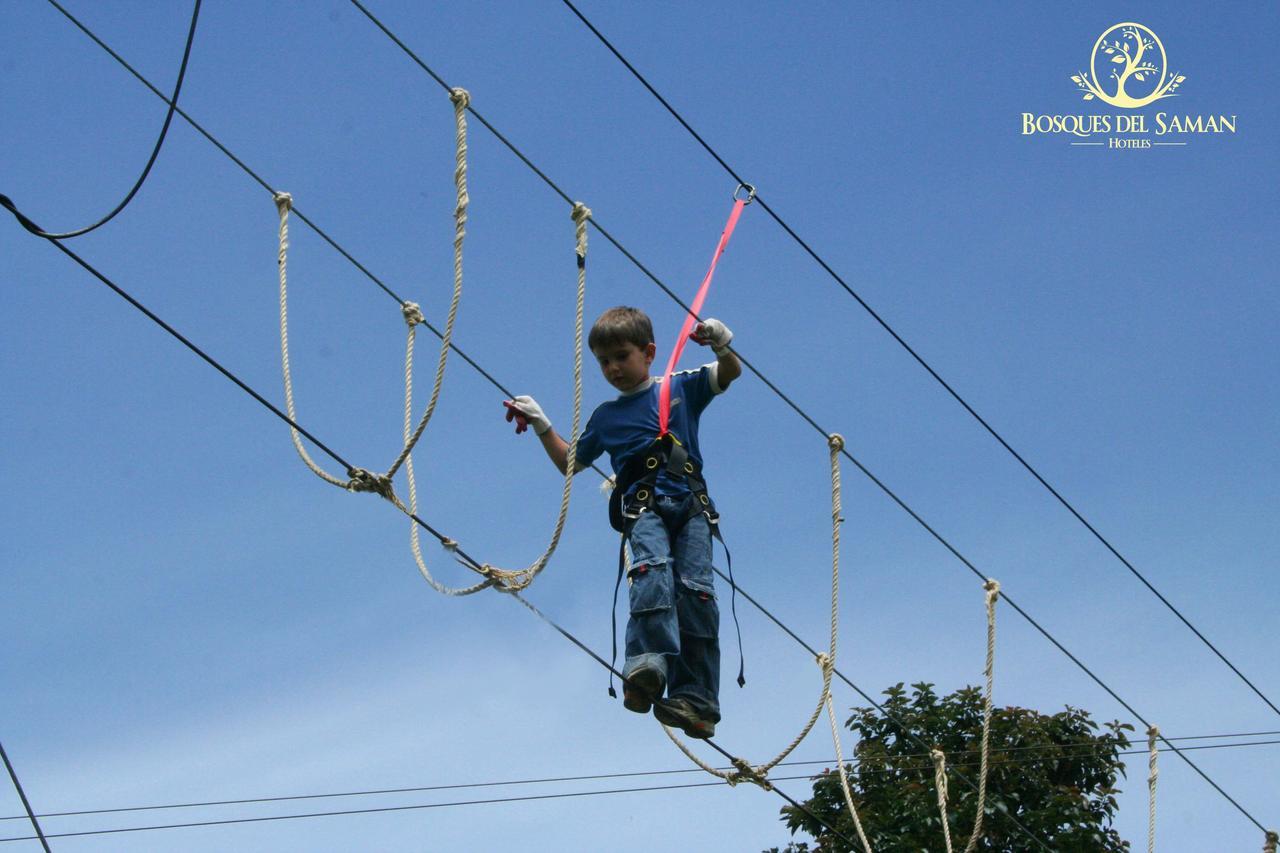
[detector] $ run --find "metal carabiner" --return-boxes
[733,182,756,204]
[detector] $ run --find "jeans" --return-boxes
[623,494,721,721]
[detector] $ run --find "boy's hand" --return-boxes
[691,318,734,355]
[504,396,551,436]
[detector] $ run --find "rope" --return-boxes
[1147,725,1159,853]
[1264,830,1278,853]
[274,190,349,488]
[462,201,589,593]
[932,748,955,853]
[961,578,1000,852]
[662,434,846,789]
[384,86,471,481]
[825,692,873,853]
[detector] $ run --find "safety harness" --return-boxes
[606,431,745,697]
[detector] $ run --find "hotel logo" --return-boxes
[1021,22,1236,148]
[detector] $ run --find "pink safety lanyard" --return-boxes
[657,184,754,435]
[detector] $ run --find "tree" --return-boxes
[767,683,1133,852]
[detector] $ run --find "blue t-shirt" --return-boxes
[573,363,723,497]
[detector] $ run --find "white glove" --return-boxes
[691,317,734,355]
[504,395,551,436]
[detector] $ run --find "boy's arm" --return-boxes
[692,318,741,390]
[504,396,582,475]
[538,428,572,475]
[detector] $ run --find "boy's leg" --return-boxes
[666,510,721,723]
[623,509,680,699]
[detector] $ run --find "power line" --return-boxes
[28,2,1268,840]
[0,741,50,852]
[5,736,1276,825]
[5,740,1277,844]
[556,0,1280,721]
[0,773,808,845]
[3,0,201,241]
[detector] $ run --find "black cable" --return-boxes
[3,0,201,240]
[5,228,857,851]
[5,736,1274,825]
[558,0,1280,721]
[0,741,50,852]
[0,772,835,845]
[34,3,1264,841]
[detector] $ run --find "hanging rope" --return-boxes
[960,578,1000,852]
[662,433,845,787]
[274,190,350,489]
[825,692,874,852]
[932,748,955,853]
[385,86,471,481]
[271,86,587,597]
[1147,724,1159,853]
[400,201,589,594]
[928,578,1001,853]
[1264,830,1278,853]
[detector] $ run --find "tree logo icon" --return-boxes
[1071,23,1186,108]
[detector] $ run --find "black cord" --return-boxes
[3,0,202,240]
[5,736,1274,825]
[0,741,51,852]
[557,0,1280,721]
[5,230,857,850]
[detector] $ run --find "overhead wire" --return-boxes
[0,741,50,853]
[4,740,1277,844]
[27,0,1269,841]
[4,736,1275,825]
[340,1,1273,835]
[1,0,202,241]
[4,233,856,849]
[556,0,1280,721]
[0,773,831,846]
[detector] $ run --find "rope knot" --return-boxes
[449,87,470,110]
[827,433,845,452]
[346,467,395,500]
[983,578,1001,601]
[570,201,592,226]
[273,191,293,214]
[728,758,772,791]
[441,537,459,552]
[1264,830,1278,853]
[814,652,833,674]
[401,301,425,327]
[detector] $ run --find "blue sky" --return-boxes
[2,1,1277,850]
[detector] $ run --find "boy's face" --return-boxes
[592,341,656,393]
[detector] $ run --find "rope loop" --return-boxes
[827,432,845,452]
[401,301,425,328]
[346,467,395,500]
[272,190,292,214]
[449,86,470,110]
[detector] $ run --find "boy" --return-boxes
[504,306,740,738]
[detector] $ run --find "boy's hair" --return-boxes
[588,306,654,351]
